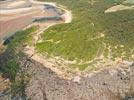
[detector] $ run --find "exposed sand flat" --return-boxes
[7,1,26,8]
[0,0,31,9]
[0,9,41,21]
[0,6,44,14]
[105,4,134,13]
[29,0,56,6]
[0,6,59,21]
[0,14,34,39]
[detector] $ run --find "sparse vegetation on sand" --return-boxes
[36,0,134,70]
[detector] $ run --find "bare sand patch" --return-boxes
[105,4,134,13]
[7,1,26,8]
[0,0,31,9]
[0,6,44,15]
[0,12,40,40]
[0,74,10,93]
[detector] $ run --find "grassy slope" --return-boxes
[37,0,134,70]
[0,26,38,96]
[0,26,38,80]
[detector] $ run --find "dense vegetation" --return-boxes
[37,0,134,70]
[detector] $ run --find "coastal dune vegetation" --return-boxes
[36,0,134,70]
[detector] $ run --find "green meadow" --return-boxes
[37,0,134,70]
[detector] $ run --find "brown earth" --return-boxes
[25,61,134,100]
[0,75,10,93]
[1,57,134,100]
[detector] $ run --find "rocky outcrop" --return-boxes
[25,60,134,100]
[0,54,133,100]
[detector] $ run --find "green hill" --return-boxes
[36,0,134,70]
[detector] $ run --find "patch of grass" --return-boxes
[11,73,29,98]
[71,62,96,71]
[8,26,38,50]
[1,59,19,80]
